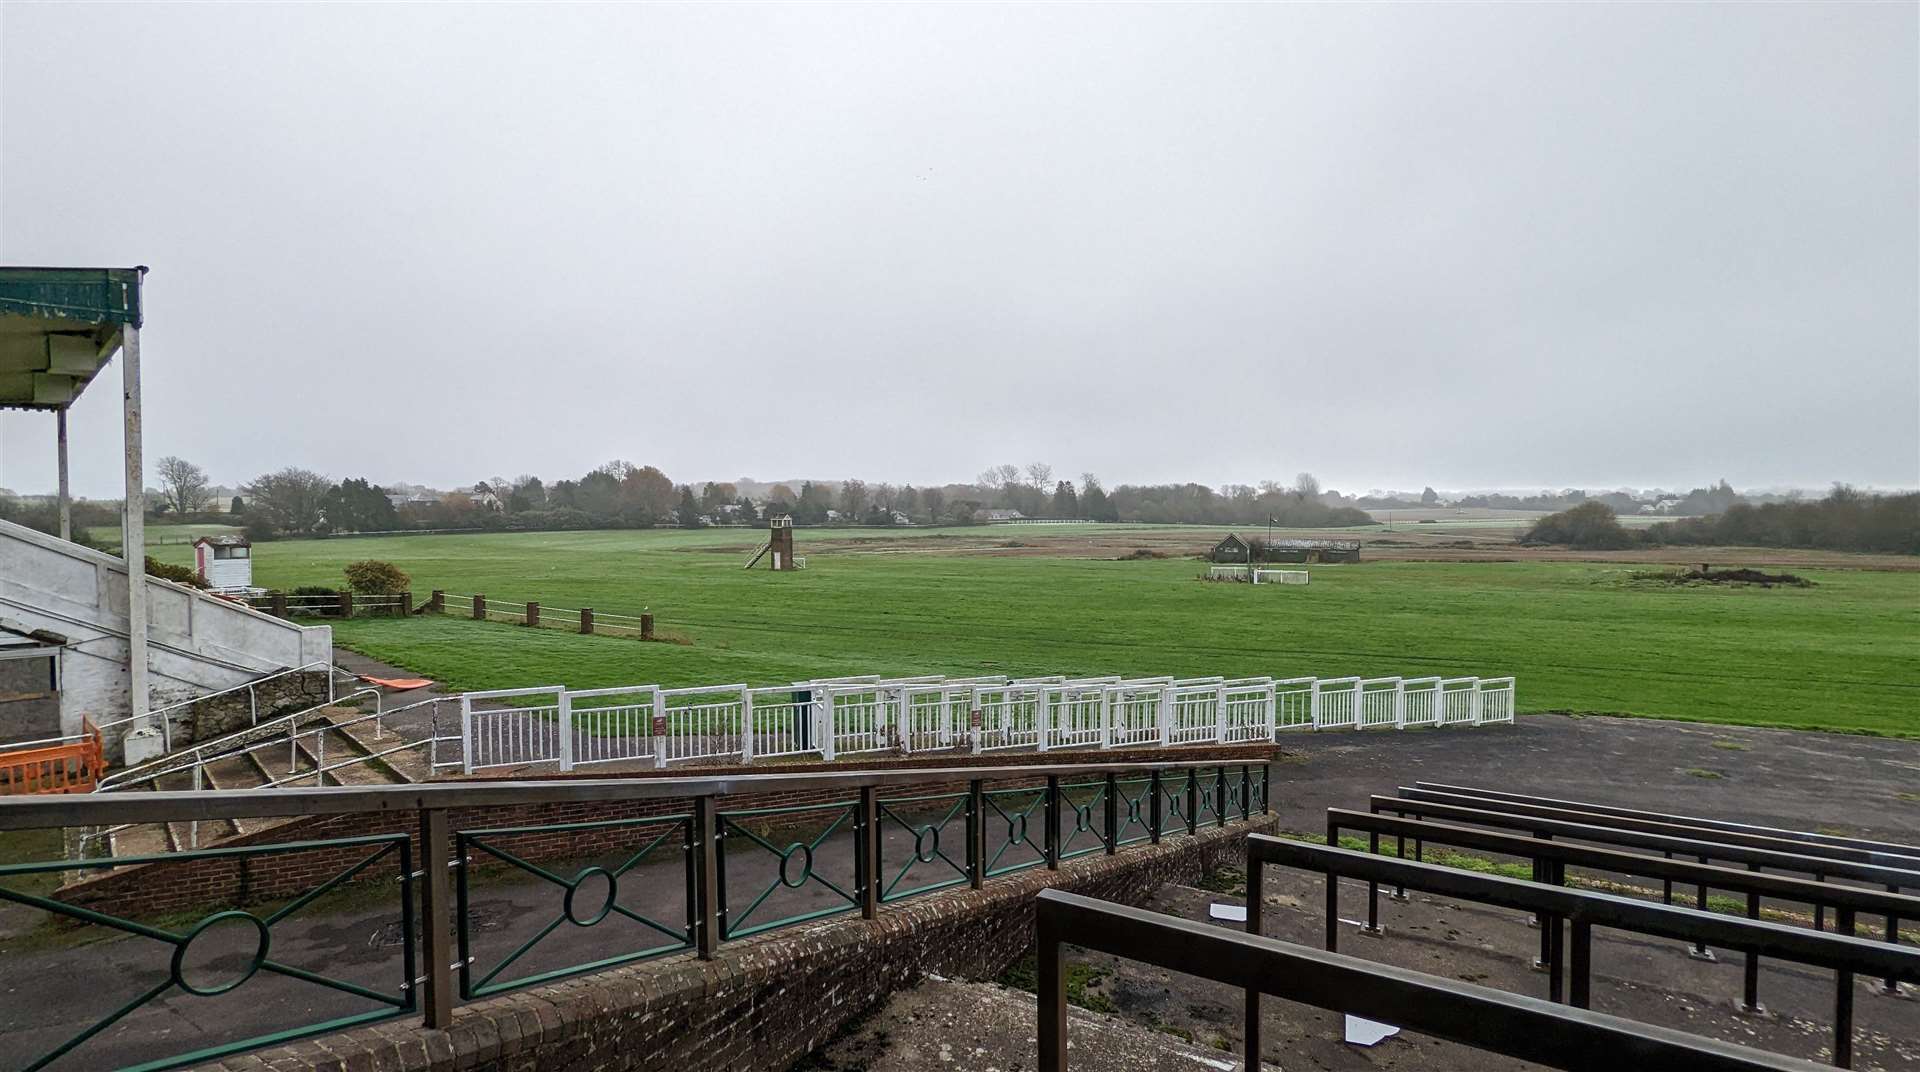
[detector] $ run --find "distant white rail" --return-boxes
[454,670,1517,773]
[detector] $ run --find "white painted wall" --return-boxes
[0,519,330,751]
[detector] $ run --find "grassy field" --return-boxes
[155,527,1920,737]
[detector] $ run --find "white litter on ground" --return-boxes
[1207,903,1248,922]
[1344,1014,1401,1046]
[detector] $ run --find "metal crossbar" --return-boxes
[1248,834,1920,1069]
[1035,888,1823,1072]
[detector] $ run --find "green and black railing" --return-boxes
[0,758,1270,1072]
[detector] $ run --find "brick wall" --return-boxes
[193,816,1271,1072]
[58,745,1277,921]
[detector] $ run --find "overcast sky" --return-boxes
[2,2,1914,498]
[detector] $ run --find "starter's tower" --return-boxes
[743,515,802,570]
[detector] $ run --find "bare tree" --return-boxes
[1291,472,1322,503]
[157,456,212,516]
[1025,462,1054,489]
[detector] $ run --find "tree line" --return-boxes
[1521,487,1918,555]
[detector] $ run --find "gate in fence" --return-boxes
[454,671,1517,774]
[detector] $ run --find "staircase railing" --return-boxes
[94,660,350,752]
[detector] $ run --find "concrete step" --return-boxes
[202,752,278,836]
[293,728,396,787]
[106,819,172,861]
[318,709,426,784]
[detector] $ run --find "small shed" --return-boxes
[1210,534,1251,564]
[192,534,253,590]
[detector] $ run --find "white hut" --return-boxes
[192,534,253,591]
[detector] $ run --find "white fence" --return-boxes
[454,670,1518,773]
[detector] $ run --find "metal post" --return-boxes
[1836,907,1856,1070]
[1366,830,1383,935]
[1104,772,1118,854]
[1883,888,1901,995]
[1743,871,1763,1013]
[1690,855,1715,960]
[1570,920,1592,1009]
[1045,774,1061,870]
[120,323,150,740]
[55,409,71,542]
[653,690,669,768]
[968,779,985,889]
[1547,913,1565,1004]
[695,795,720,957]
[556,690,573,772]
[1245,855,1264,1066]
[860,786,880,917]
[1239,765,1251,821]
[1036,685,1052,752]
[1038,910,1066,1072]
[419,807,455,1028]
[1185,767,1198,836]
[739,688,754,763]
[1262,763,1272,814]
[1215,766,1227,827]
[1149,769,1163,844]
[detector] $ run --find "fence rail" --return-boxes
[1249,834,1919,1069]
[1035,888,1824,1072]
[0,758,1268,1072]
[452,671,1518,774]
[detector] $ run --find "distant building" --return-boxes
[1210,534,1252,564]
[981,509,1025,523]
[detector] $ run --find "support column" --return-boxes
[56,409,72,542]
[120,325,150,735]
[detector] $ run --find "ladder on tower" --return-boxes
[743,541,772,569]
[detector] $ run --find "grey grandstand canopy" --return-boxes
[0,267,145,409]
[0,265,157,724]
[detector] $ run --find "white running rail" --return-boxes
[452,671,1516,773]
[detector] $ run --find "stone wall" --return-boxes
[178,669,333,743]
[191,816,1270,1072]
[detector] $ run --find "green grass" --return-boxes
[153,527,1920,737]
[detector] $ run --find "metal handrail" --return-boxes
[1412,782,1920,858]
[0,757,1270,829]
[95,687,381,791]
[1247,835,1919,1068]
[94,660,348,751]
[1034,888,1824,1072]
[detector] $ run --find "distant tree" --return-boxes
[700,481,738,515]
[324,477,400,532]
[574,471,621,518]
[921,487,945,525]
[897,485,920,517]
[507,475,547,513]
[623,466,675,519]
[1421,486,1439,505]
[1052,480,1079,518]
[1291,472,1322,504]
[229,495,245,515]
[1521,501,1639,550]
[767,483,797,505]
[1025,462,1054,491]
[793,481,833,524]
[839,479,869,522]
[157,456,213,516]
[675,485,702,528]
[245,468,332,536]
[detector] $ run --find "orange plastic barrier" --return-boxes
[0,717,107,795]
